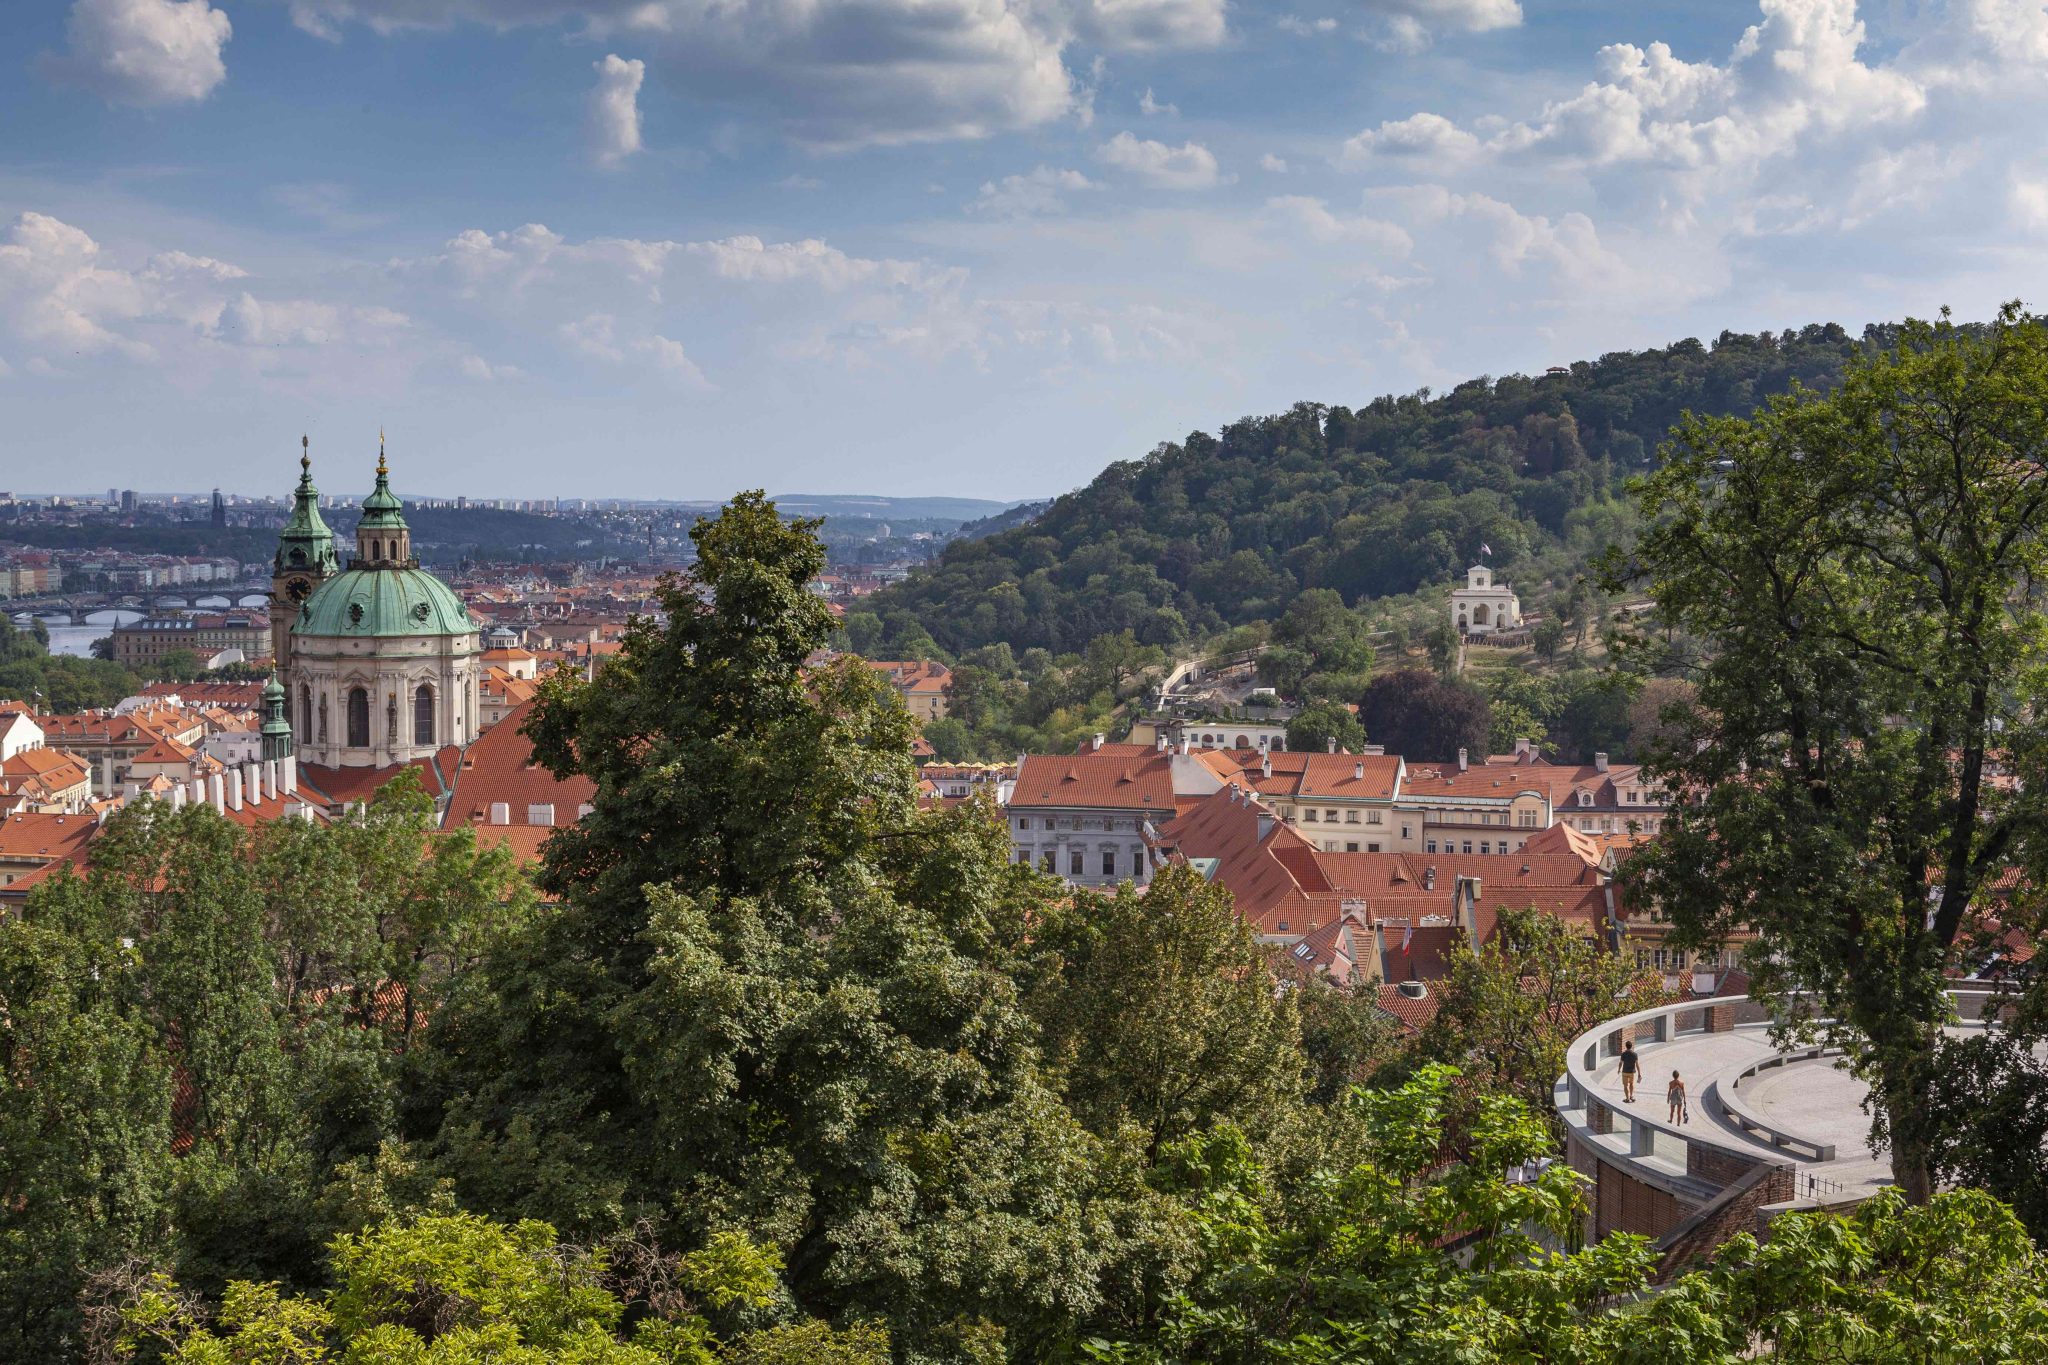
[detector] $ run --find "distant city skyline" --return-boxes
[5,0,2047,498]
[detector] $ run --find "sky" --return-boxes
[2,0,2046,501]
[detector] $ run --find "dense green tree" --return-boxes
[1089,1067,2048,1364]
[1613,306,2048,1205]
[431,495,1154,1360]
[1356,669,1491,761]
[1027,868,1306,1159]
[0,896,174,1359]
[1406,907,1669,1121]
[867,328,1870,655]
[1283,700,1365,754]
[94,1210,889,1365]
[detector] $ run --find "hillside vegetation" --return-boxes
[862,324,1873,655]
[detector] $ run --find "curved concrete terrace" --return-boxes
[1553,991,2009,1267]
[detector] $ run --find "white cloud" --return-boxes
[1266,196,1414,255]
[1096,132,1222,189]
[586,54,646,168]
[684,235,948,290]
[1139,87,1178,116]
[1483,0,1923,181]
[1341,112,1482,166]
[1073,0,1228,50]
[1354,0,1520,49]
[0,212,154,358]
[1261,153,1290,172]
[212,294,409,347]
[2016,174,2048,234]
[1276,14,1337,35]
[42,0,231,107]
[276,0,1225,150]
[971,166,1095,216]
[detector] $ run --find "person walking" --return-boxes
[1667,1070,1688,1125]
[1618,1041,1639,1102]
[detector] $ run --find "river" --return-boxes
[29,609,146,658]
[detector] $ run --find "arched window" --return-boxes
[299,685,311,739]
[413,684,434,746]
[347,687,370,748]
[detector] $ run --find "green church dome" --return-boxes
[357,441,409,530]
[296,566,476,639]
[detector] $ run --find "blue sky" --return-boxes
[3,0,2045,500]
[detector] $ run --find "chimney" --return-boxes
[1454,875,1483,945]
[1457,747,1469,772]
[1514,737,1532,761]
[1594,751,1609,772]
[264,759,278,799]
[190,776,206,807]
[244,761,262,806]
[1092,733,1105,751]
[1362,744,1385,756]
[1354,762,1365,780]
[1423,866,1436,891]
[1156,734,1168,752]
[1261,752,1272,779]
[1179,736,1191,755]
[227,768,243,812]
[208,772,225,815]
[170,782,187,810]
[282,753,298,795]
[1327,737,1338,754]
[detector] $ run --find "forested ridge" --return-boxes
[869,323,1876,654]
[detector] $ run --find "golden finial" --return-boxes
[377,427,387,476]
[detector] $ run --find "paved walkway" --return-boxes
[1572,1022,2040,1205]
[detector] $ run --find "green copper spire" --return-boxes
[260,670,294,761]
[275,436,340,576]
[358,430,408,530]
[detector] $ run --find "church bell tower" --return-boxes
[271,436,339,675]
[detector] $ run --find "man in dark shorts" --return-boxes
[1619,1041,1639,1102]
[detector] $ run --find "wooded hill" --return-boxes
[865,323,1877,655]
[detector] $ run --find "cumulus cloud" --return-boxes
[971,166,1094,215]
[0,212,155,358]
[1096,132,1222,189]
[560,313,709,385]
[684,235,949,290]
[0,210,415,372]
[1355,0,1520,49]
[1265,196,1414,255]
[586,54,646,168]
[1341,112,1481,166]
[1474,0,1924,182]
[1275,14,1337,35]
[42,0,231,107]
[1139,87,1178,116]
[1261,153,1290,172]
[277,0,1224,149]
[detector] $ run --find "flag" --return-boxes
[1480,542,1492,556]
[1400,924,1413,954]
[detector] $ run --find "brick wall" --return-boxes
[1595,1157,1684,1240]
[1654,1161,1793,1279]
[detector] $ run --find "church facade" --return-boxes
[270,440,482,770]
[1450,564,1522,636]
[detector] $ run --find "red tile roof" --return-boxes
[0,811,99,863]
[440,700,595,865]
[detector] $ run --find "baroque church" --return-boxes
[270,437,482,771]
